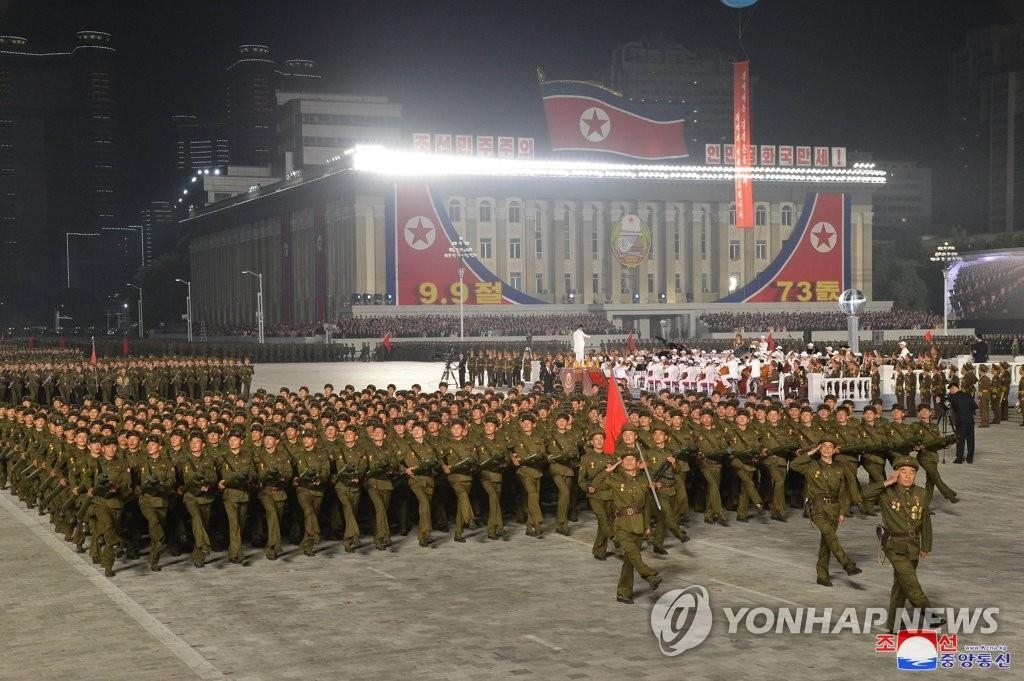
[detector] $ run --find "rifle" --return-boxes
[58,490,81,514]
[411,457,439,476]
[140,474,167,496]
[763,444,796,460]
[634,443,661,511]
[517,451,545,469]
[224,471,252,490]
[298,467,324,488]
[39,483,67,509]
[919,434,957,451]
[75,495,95,522]
[184,473,209,497]
[448,456,477,475]
[22,465,45,483]
[35,470,57,496]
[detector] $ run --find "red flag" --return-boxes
[767,332,775,351]
[626,331,637,354]
[57,335,66,349]
[603,376,628,455]
[733,60,753,228]
[90,337,97,365]
[924,330,933,344]
[382,332,392,351]
[122,336,130,356]
[540,79,688,160]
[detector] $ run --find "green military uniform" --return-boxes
[256,433,294,560]
[546,417,579,534]
[759,416,796,520]
[510,414,547,536]
[862,456,934,632]
[911,417,959,505]
[977,366,991,427]
[601,456,662,603]
[363,432,397,549]
[92,449,134,576]
[331,431,368,551]
[857,415,891,513]
[138,442,178,570]
[643,430,689,552]
[180,442,218,567]
[217,438,255,564]
[724,419,766,520]
[693,421,731,525]
[474,419,508,539]
[442,424,477,541]
[294,432,332,555]
[402,431,440,546]
[578,433,613,559]
[790,440,860,585]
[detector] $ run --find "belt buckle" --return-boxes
[625,507,635,516]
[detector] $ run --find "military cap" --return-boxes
[735,408,750,418]
[450,417,467,427]
[206,425,223,435]
[817,435,837,446]
[300,428,318,438]
[651,423,671,434]
[554,411,571,421]
[170,428,187,439]
[620,424,638,434]
[410,421,427,431]
[249,422,264,433]
[892,455,919,471]
[227,427,245,439]
[891,403,905,412]
[483,414,500,426]
[588,427,605,439]
[75,427,90,436]
[618,449,639,460]
[88,434,103,444]
[518,411,537,422]
[264,426,281,438]
[101,436,118,446]
[187,430,205,442]
[343,424,359,434]
[146,434,163,444]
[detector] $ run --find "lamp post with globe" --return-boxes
[838,288,867,353]
[444,239,477,340]
[929,241,960,333]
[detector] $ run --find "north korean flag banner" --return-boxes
[733,61,753,228]
[386,184,545,306]
[540,79,688,160]
[718,193,851,303]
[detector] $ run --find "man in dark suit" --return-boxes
[946,383,977,464]
[971,335,989,364]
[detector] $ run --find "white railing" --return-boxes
[809,374,872,406]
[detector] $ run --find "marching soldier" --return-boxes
[401,421,440,547]
[758,405,796,521]
[862,456,937,633]
[217,427,255,564]
[441,418,476,542]
[790,438,862,586]
[332,424,367,552]
[256,427,293,560]
[92,436,134,577]
[725,409,766,521]
[138,434,177,571]
[510,411,547,537]
[911,405,960,506]
[693,408,731,526]
[363,421,397,550]
[546,411,579,535]
[644,424,689,552]
[977,364,991,427]
[180,431,218,568]
[578,428,613,559]
[474,414,508,540]
[602,450,663,604]
[293,428,331,556]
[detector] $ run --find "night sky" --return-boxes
[1,0,1015,215]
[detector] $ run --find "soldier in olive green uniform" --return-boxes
[759,405,796,521]
[910,405,959,506]
[92,437,135,577]
[578,428,613,559]
[475,414,508,539]
[181,431,218,568]
[510,412,547,537]
[725,409,766,521]
[401,422,440,547]
[294,429,331,556]
[363,421,397,549]
[442,419,477,542]
[256,428,293,560]
[601,450,663,604]
[138,434,178,571]
[863,456,936,632]
[546,412,579,535]
[977,364,991,427]
[857,407,891,514]
[692,408,730,526]
[644,424,689,552]
[790,437,862,586]
[332,425,368,551]
[217,428,255,564]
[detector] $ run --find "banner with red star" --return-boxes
[539,79,688,160]
[718,193,851,303]
[385,184,546,306]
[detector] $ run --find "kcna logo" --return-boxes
[649,586,713,656]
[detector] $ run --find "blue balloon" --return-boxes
[721,0,758,7]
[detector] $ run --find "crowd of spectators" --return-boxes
[699,310,941,333]
[950,258,1024,320]
[207,313,621,339]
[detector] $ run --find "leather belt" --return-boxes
[615,506,644,518]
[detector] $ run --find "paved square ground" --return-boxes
[1,362,1021,680]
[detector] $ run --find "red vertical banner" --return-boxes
[280,209,292,324]
[313,200,326,322]
[733,60,753,228]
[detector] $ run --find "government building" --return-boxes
[183,146,884,338]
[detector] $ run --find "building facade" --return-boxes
[171,114,231,174]
[184,151,877,332]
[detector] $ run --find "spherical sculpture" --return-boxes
[837,288,867,316]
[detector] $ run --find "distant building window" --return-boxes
[674,273,682,292]
[535,273,544,293]
[448,200,462,222]
[701,272,710,293]
[755,239,768,260]
[729,205,736,226]
[781,205,794,227]
[479,238,492,259]
[479,201,492,222]
[510,272,522,290]
[755,205,767,227]
[507,203,521,223]
[509,238,521,259]
[647,273,655,293]
[729,239,741,261]
[592,273,600,294]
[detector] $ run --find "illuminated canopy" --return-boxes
[344,145,887,185]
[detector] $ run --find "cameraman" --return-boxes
[945,383,976,464]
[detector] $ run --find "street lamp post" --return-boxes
[444,239,477,341]
[241,270,265,344]
[126,283,143,339]
[54,308,72,334]
[175,278,193,342]
[929,241,960,333]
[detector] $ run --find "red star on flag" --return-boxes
[812,224,835,249]
[582,110,608,137]
[407,218,433,246]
